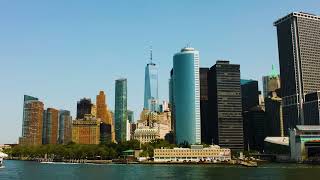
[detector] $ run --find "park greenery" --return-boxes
[3,139,176,160]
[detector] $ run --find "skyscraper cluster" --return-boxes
[19,12,320,154]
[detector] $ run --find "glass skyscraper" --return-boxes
[173,47,201,145]
[144,61,158,111]
[115,78,128,143]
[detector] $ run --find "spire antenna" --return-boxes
[150,45,153,64]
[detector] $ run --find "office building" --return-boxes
[262,65,281,98]
[72,115,101,144]
[208,60,244,150]
[100,122,112,144]
[154,145,231,162]
[199,68,211,144]
[115,78,128,143]
[58,110,72,144]
[172,47,201,144]
[127,110,134,123]
[144,47,159,111]
[96,91,108,123]
[274,12,320,133]
[304,91,320,125]
[42,108,59,144]
[241,79,259,111]
[169,69,175,133]
[76,98,93,119]
[265,91,284,137]
[19,95,44,146]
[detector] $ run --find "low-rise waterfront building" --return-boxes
[154,145,231,162]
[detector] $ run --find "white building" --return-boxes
[154,145,231,162]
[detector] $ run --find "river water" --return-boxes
[1,160,320,180]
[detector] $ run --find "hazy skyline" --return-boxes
[0,0,319,144]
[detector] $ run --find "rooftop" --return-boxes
[296,125,320,131]
[274,12,320,26]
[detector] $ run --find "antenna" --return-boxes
[150,45,153,64]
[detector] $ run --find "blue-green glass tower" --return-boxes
[115,78,128,143]
[173,47,201,145]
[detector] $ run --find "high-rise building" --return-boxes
[100,122,112,144]
[265,91,284,137]
[304,91,320,125]
[115,78,128,143]
[76,98,93,119]
[127,110,134,123]
[72,115,101,144]
[199,68,211,144]
[42,108,59,144]
[96,91,107,123]
[169,69,175,134]
[262,65,281,98]
[208,60,244,151]
[58,110,72,144]
[19,95,44,146]
[274,12,320,133]
[241,79,259,111]
[173,47,201,144]
[144,47,159,111]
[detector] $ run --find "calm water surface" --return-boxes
[1,160,320,180]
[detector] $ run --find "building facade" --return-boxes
[208,60,244,151]
[76,98,93,119]
[42,108,59,144]
[115,78,128,143]
[19,95,44,146]
[274,12,320,133]
[58,110,72,144]
[265,91,284,137]
[262,65,281,98]
[304,91,320,125]
[96,91,108,123]
[134,127,159,144]
[154,145,231,162]
[127,110,134,123]
[199,68,211,144]
[72,115,101,144]
[173,47,201,145]
[241,79,259,112]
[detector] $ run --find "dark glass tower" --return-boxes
[115,78,127,143]
[76,98,93,119]
[208,60,244,151]
[274,12,320,133]
[199,68,210,144]
[240,79,259,112]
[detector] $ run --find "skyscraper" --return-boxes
[115,78,128,143]
[240,79,259,112]
[19,95,44,146]
[262,65,281,98]
[96,91,108,123]
[199,68,210,144]
[76,98,93,119]
[208,60,244,151]
[144,47,159,111]
[127,110,134,123]
[173,47,201,144]
[58,110,72,144]
[274,12,320,133]
[42,108,59,144]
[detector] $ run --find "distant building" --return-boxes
[127,110,134,123]
[262,65,280,98]
[58,110,72,144]
[42,108,59,144]
[265,91,284,137]
[96,91,108,123]
[240,79,259,111]
[154,145,231,162]
[144,47,159,111]
[208,60,244,151]
[134,127,159,144]
[274,12,320,133]
[100,122,112,144]
[72,115,100,144]
[77,98,93,119]
[19,95,44,146]
[173,47,201,145]
[290,125,320,162]
[115,78,128,143]
[304,91,320,125]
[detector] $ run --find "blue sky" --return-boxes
[0,0,319,144]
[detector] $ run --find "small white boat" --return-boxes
[0,152,8,168]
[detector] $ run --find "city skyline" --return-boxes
[0,1,319,144]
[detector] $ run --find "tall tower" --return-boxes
[144,46,159,111]
[262,65,280,98]
[96,91,107,123]
[19,95,44,145]
[274,12,320,133]
[76,98,93,119]
[173,47,201,144]
[208,60,244,151]
[115,78,128,143]
[58,110,72,144]
[42,108,59,144]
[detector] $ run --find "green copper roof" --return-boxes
[270,65,278,78]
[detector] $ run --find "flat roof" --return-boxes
[274,12,320,26]
[296,125,320,131]
[264,137,289,146]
